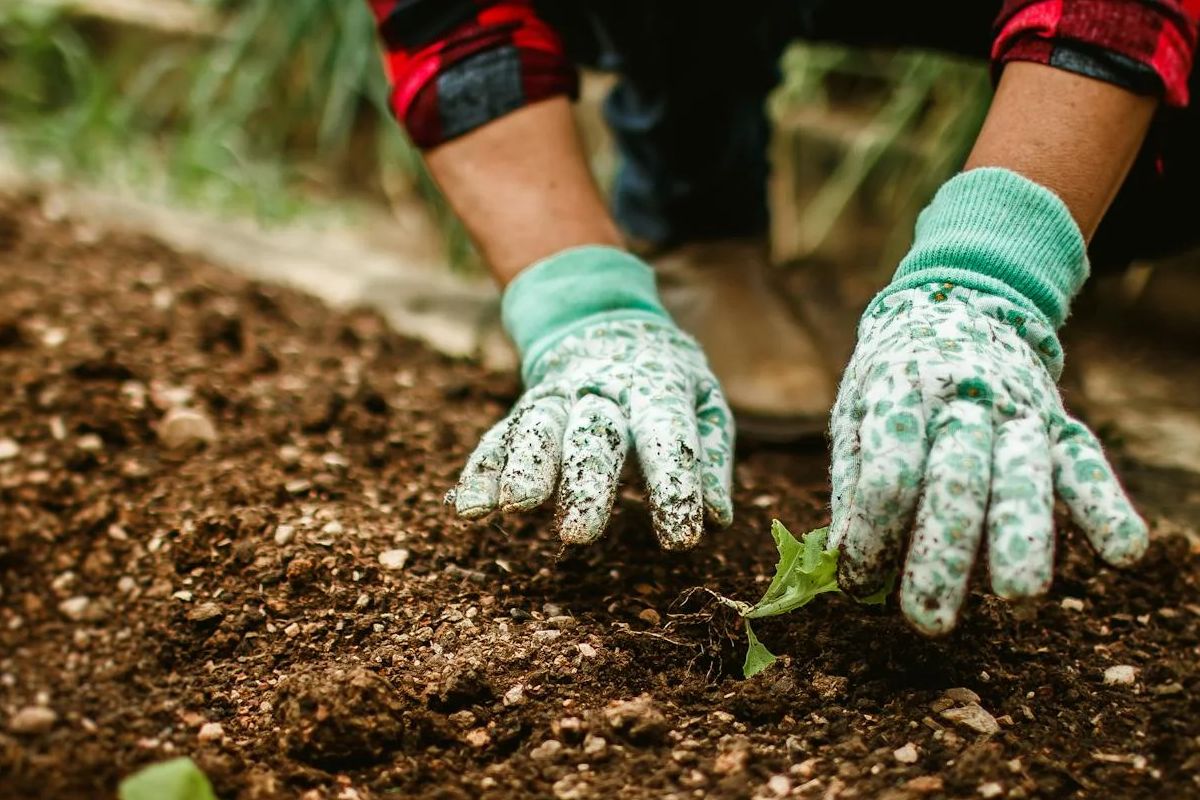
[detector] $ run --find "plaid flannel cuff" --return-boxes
[992,0,1200,106]
[369,0,577,148]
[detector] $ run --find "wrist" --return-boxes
[501,245,672,376]
[887,168,1088,329]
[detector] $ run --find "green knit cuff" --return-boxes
[501,245,671,377]
[888,168,1088,329]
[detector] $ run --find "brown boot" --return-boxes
[651,240,837,440]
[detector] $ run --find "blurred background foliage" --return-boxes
[0,0,991,277]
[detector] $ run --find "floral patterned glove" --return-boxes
[830,169,1148,635]
[448,246,735,549]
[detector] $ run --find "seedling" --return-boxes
[714,520,891,678]
[119,757,217,800]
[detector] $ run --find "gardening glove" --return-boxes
[829,168,1148,635]
[448,246,735,549]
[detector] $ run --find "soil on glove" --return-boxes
[1,194,1198,800]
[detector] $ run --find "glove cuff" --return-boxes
[501,245,672,377]
[888,168,1088,329]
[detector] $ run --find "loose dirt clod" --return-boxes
[603,695,668,744]
[274,667,419,769]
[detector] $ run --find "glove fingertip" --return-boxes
[899,584,961,638]
[451,481,498,519]
[1097,513,1150,568]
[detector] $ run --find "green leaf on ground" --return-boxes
[742,620,777,678]
[119,757,218,800]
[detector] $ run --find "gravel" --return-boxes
[1104,665,1138,686]
[9,706,57,734]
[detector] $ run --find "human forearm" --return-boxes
[424,97,622,285]
[964,61,1157,241]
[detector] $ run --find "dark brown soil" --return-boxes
[0,194,1197,800]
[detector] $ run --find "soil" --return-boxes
[0,193,1197,800]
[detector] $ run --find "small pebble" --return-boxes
[1061,597,1085,612]
[76,434,103,452]
[638,608,661,626]
[10,706,57,734]
[503,684,526,706]
[274,525,295,546]
[530,739,563,761]
[582,734,607,757]
[767,775,792,797]
[0,438,19,461]
[940,702,1000,735]
[197,722,224,743]
[943,687,981,705]
[466,728,491,748]
[58,596,90,621]
[577,643,597,658]
[978,781,1004,798]
[894,742,919,764]
[1104,665,1138,686]
[905,776,944,794]
[158,407,217,449]
[378,549,410,570]
[187,603,224,624]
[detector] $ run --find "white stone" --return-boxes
[1061,597,1085,612]
[378,549,410,570]
[76,434,103,452]
[0,438,19,461]
[894,743,919,764]
[274,525,296,545]
[58,596,90,621]
[767,775,792,797]
[503,684,526,706]
[530,739,563,760]
[978,781,1004,798]
[1104,665,1137,685]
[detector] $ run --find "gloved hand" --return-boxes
[448,246,735,549]
[829,168,1148,635]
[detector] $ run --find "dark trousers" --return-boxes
[535,1,1199,270]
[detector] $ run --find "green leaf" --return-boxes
[119,758,218,800]
[744,521,841,619]
[742,620,778,678]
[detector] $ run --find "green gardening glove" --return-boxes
[448,246,735,549]
[830,168,1148,635]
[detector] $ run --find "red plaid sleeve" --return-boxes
[367,0,577,148]
[993,1,1200,106]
